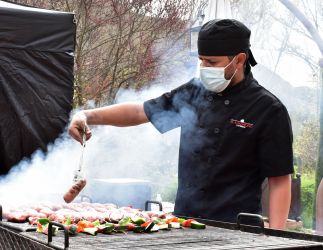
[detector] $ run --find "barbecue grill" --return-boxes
[1,202,323,250]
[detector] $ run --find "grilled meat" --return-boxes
[63,179,87,203]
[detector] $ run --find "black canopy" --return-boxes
[0,1,75,175]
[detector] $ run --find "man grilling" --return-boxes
[68,19,293,230]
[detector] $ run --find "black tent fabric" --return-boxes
[0,1,75,175]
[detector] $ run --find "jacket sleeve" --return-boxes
[143,83,194,134]
[257,102,294,177]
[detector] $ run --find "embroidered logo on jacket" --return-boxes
[230,119,254,129]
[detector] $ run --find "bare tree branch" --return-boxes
[279,0,323,55]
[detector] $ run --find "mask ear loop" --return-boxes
[224,56,238,80]
[228,69,238,81]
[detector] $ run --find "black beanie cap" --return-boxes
[198,19,257,69]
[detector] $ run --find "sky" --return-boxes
[206,0,322,88]
[251,0,322,88]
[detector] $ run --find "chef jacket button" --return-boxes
[224,99,230,105]
[214,127,220,134]
[193,150,200,157]
[207,95,214,102]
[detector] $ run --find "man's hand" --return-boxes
[268,174,292,230]
[68,103,148,144]
[68,111,92,144]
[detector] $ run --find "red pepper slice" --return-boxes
[141,220,153,228]
[182,219,195,227]
[77,220,94,233]
[127,223,135,231]
[166,217,179,224]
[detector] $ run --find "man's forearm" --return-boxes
[268,174,291,229]
[84,102,149,126]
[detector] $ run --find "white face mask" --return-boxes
[199,57,237,93]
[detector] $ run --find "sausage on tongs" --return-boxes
[64,129,87,203]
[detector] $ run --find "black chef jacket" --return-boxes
[143,72,294,222]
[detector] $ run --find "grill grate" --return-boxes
[0,225,52,250]
[0,221,37,232]
[20,226,323,250]
[1,205,323,250]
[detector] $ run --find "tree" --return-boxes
[278,0,323,227]
[294,120,320,173]
[14,0,205,106]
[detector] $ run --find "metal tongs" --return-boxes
[73,128,86,182]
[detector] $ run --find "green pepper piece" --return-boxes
[178,218,185,224]
[37,218,49,225]
[64,217,72,225]
[119,217,131,226]
[132,217,146,225]
[92,220,101,227]
[152,218,164,224]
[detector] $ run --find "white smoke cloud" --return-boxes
[0,49,195,207]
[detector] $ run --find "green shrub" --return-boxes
[301,171,315,228]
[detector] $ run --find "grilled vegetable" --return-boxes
[76,220,94,233]
[182,219,195,227]
[83,227,98,235]
[119,217,131,226]
[170,222,181,229]
[114,225,128,233]
[64,217,72,225]
[133,226,145,233]
[166,217,179,224]
[152,217,164,224]
[92,220,101,227]
[67,224,78,235]
[178,218,185,224]
[150,224,159,232]
[97,223,114,234]
[132,217,146,226]
[157,223,171,230]
[141,220,153,228]
[36,219,58,235]
[37,218,49,225]
[143,221,155,232]
[191,221,206,229]
[127,223,135,231]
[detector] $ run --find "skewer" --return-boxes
[74,129,86,181]
[63,128,87,203]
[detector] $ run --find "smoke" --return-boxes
[0,46,196,207]
[0,134,79,205]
